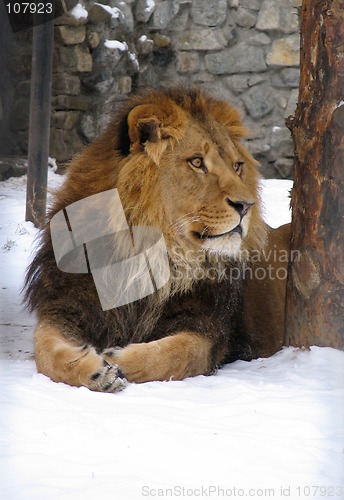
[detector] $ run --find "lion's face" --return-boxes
[159,120,260,258]
[116,89,267,262]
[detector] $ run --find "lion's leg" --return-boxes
[34,321,127,392]
[103,332,213,383]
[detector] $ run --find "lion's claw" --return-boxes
[90,360,128,393]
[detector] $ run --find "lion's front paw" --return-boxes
[102,347,123,358]
[89,359,128,393]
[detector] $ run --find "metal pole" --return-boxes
[26,17,54,228]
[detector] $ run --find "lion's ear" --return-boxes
[128,105,161,145]
[127,102,187,162]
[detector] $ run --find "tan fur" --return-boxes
[35,322,211,387]
[103,333,213,383]
[243,223,291,356]
[34,322,126,391]
[26,87,290,393]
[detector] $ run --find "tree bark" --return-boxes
[285,0,344,349]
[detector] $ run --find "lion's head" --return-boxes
[114,88,267,260]
[57,87,267,295]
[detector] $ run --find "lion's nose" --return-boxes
[226,198,255,217]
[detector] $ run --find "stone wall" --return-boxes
[3,0,302,179]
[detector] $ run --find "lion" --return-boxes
[24,87,291,392]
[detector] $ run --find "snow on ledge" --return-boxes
[70,3,88,20]
[95,3,122,19]
[104,40,128,51]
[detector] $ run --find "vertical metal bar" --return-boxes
[26,17,54,228]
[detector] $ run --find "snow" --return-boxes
[104,39,128,51]
[70,3,88,21]
[95,3,122,19]
[1,171,344,499]
[260,179,292,228]
[128,51,140,70]
[145,0,156,15]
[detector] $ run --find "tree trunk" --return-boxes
[285,0,344,349]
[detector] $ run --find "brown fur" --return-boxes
[24,87,290,392]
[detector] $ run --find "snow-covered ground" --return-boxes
[0,171,343,500]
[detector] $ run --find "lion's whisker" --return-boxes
[169,212,199,229]
[172,215,203,234]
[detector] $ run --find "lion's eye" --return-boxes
[188,157,208,174]
[189,157,203,169]
[187,156,209,174]
[234,161,244,174]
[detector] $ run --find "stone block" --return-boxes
[241,84,274,119]
[154,34,171,48]
[169,6,189,31]
[267,35,300,67]
[59,44,93,72]
[49,127,84,162]
[268,126,294,161]
[73,44,93,72]
[284,88,299,118]
[176,52,200,73]
[233,7,258,28]
[52,73,81,96]
[51,111,80,129]
[240,0,261,10]
[55,3,88,26]
[118,2,134,31]
[135,0,156,22]
[93,44,123,68]
[52,95,93,111]
[80,107,112,142]
[137,35,154,54]
[95,78,115,94]
[222,25,238,45]
[152,46,175,68]
[245,140,271,156]
[80,114,96,141]
[88,4,113,24]
[176,29,227,51]
[0,157,27,181]
[247,33,271,46]
[55,26,86,45]
[225,74,268,94]
[275,92,289,110]
[205,42,266,74]
[118,76,132,94]
[86,30,101,49]
[270,125,292,148]
[82,70,113,90]
[191,73,215,85]
[191,0,227,26]
[274,158,294,179]
[150,1,171,29]
[272,68,300,88]
[256,0,299,34]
